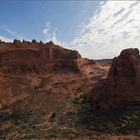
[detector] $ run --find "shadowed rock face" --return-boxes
[92,48,140,108]
[0,40,81,73]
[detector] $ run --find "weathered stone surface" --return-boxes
[0,40,81,73]
[92,48,140,108]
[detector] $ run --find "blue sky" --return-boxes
[0,1,140,59]
[0,0,100,42]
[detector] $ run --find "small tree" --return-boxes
[31,39,36,44]
[0,39,2,43]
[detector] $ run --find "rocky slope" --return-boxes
[0,40,82,112]
[0,40,109,115]
[0,41,139,139]
[92,48,140,108]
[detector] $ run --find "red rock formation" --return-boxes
[92,48,140,108]
[0,40,81,73]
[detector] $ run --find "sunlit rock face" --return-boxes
[92,48,140,108]
[0,40,81,73]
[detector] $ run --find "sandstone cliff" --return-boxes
[0,40,81,73]
[92,48,140,108]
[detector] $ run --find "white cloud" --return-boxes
[42,22,51,35]
[70,1,140,59]
[43,22,69,48]
[42,1,140,59]
[0,35,12,42]
[46,32,69,49]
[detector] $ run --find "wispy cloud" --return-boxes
[70,1,140,59]
[42,1,140,59]
[4,27,24,40]
[42,22,68,47]
[0,35,12,42]
[42,22,51,35]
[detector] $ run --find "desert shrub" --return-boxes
[72,94,140,134]
[11,108,32,124]
[0,128,8,139]
[11,109,24,123]
[45,129,60,138]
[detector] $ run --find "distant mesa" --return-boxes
[92,48,140,108]
[0,39,81,73]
